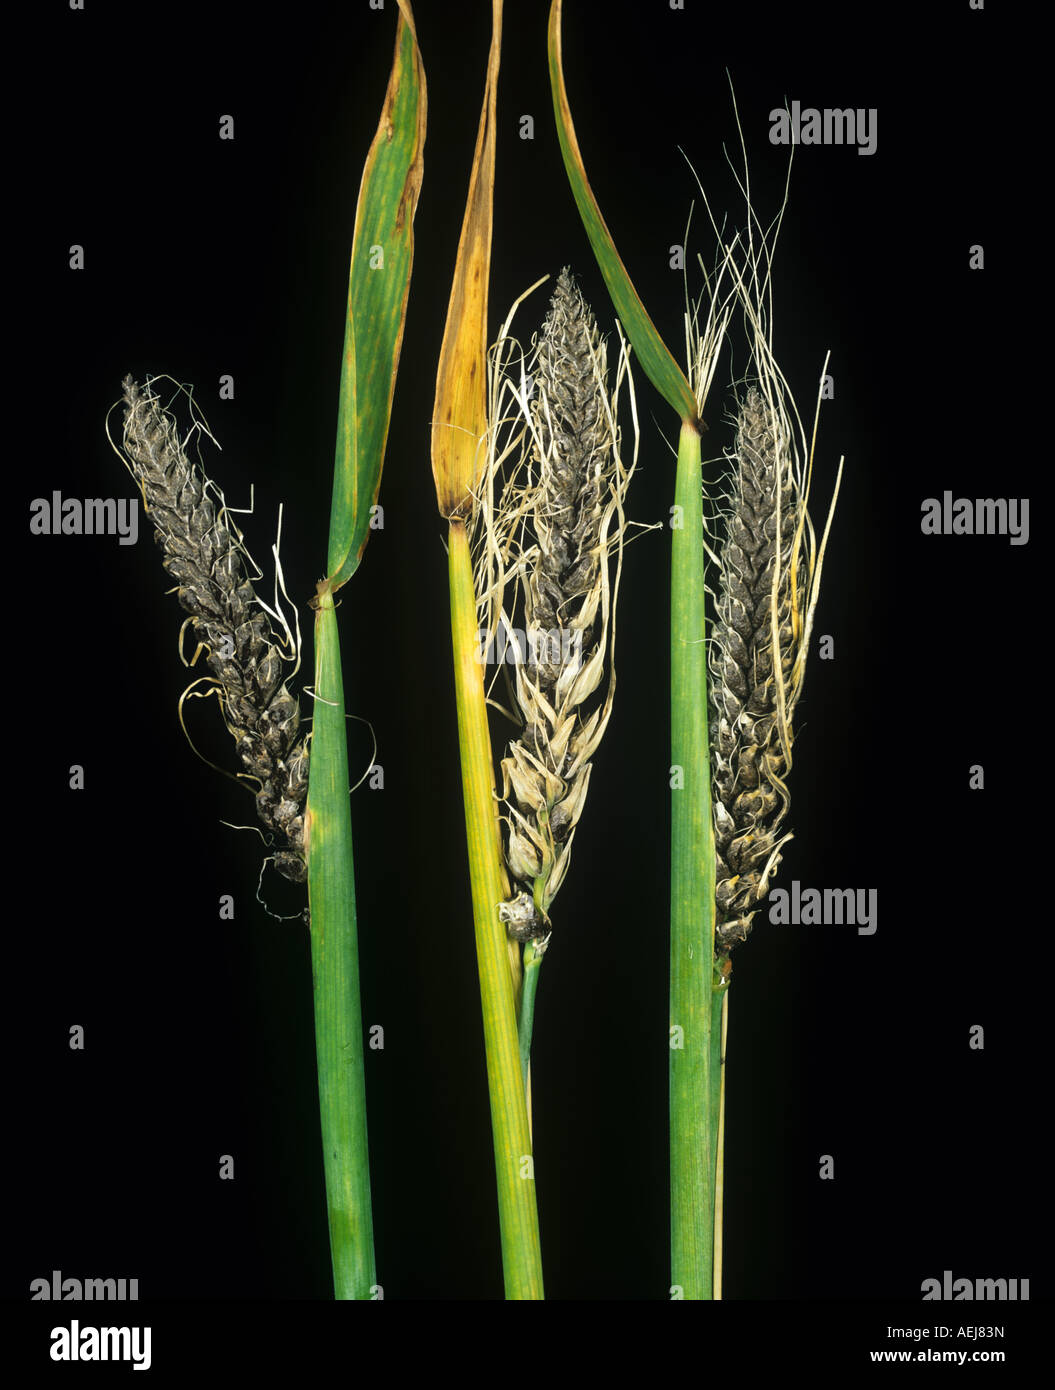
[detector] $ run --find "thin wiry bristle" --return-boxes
[118,375,309,883]
[481,271,637,945]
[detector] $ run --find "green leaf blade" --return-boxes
[547,0,698,427]
[329,1,426,587]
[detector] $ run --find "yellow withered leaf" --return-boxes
[431,0,504,519]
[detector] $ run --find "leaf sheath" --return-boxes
[669,422,719,1299]
[305,585,375,1299]
[449,521,544,1300]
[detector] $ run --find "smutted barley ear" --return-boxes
[709,386,803,955]
[489,270,634,941]
[118,375,309,883]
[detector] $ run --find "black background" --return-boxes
[5,0,1044,1336]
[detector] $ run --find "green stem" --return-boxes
[669,420,719,1300]
[305,583,375,1299]
[517,942,544,1088]
[448,521,544,1300]
[713,988,728,1299]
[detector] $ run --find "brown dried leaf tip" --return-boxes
[482,270,638,945]
[709,383,839,957]
[116,375,309,883]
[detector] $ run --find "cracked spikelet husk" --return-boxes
[116,375,309,883]
[480,270,637,944]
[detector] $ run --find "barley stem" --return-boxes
[713,990,728,1299]
[448,522,544,1299]
[670,420,720,1300]
[305,582,375,1299]
[517,942,544,1088]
